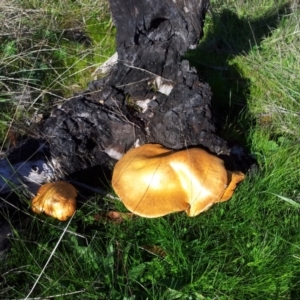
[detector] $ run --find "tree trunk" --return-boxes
[41,0,228,174]
[1,0,249,196]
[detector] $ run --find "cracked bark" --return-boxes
[1,0,253,196]
[41,0,229,175]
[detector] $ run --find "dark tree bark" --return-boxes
[1,0,253,196]
[41,0,228,175]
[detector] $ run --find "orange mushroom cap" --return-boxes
[31,181,77,221]
[112,144,244,218]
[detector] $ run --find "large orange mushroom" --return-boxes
[31,181,77,221]
[112,144,245,218]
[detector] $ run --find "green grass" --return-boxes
[0,0,115,144]
[1,0,300,299]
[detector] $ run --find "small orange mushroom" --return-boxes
[31,181,77,221]
[112,144,245,218]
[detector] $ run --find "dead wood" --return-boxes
[1,0,253,196]
[41,0,228,175]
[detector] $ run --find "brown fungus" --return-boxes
[112,144,245,218]
[31,181,77,221]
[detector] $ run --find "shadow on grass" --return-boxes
[187,3,291,148]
